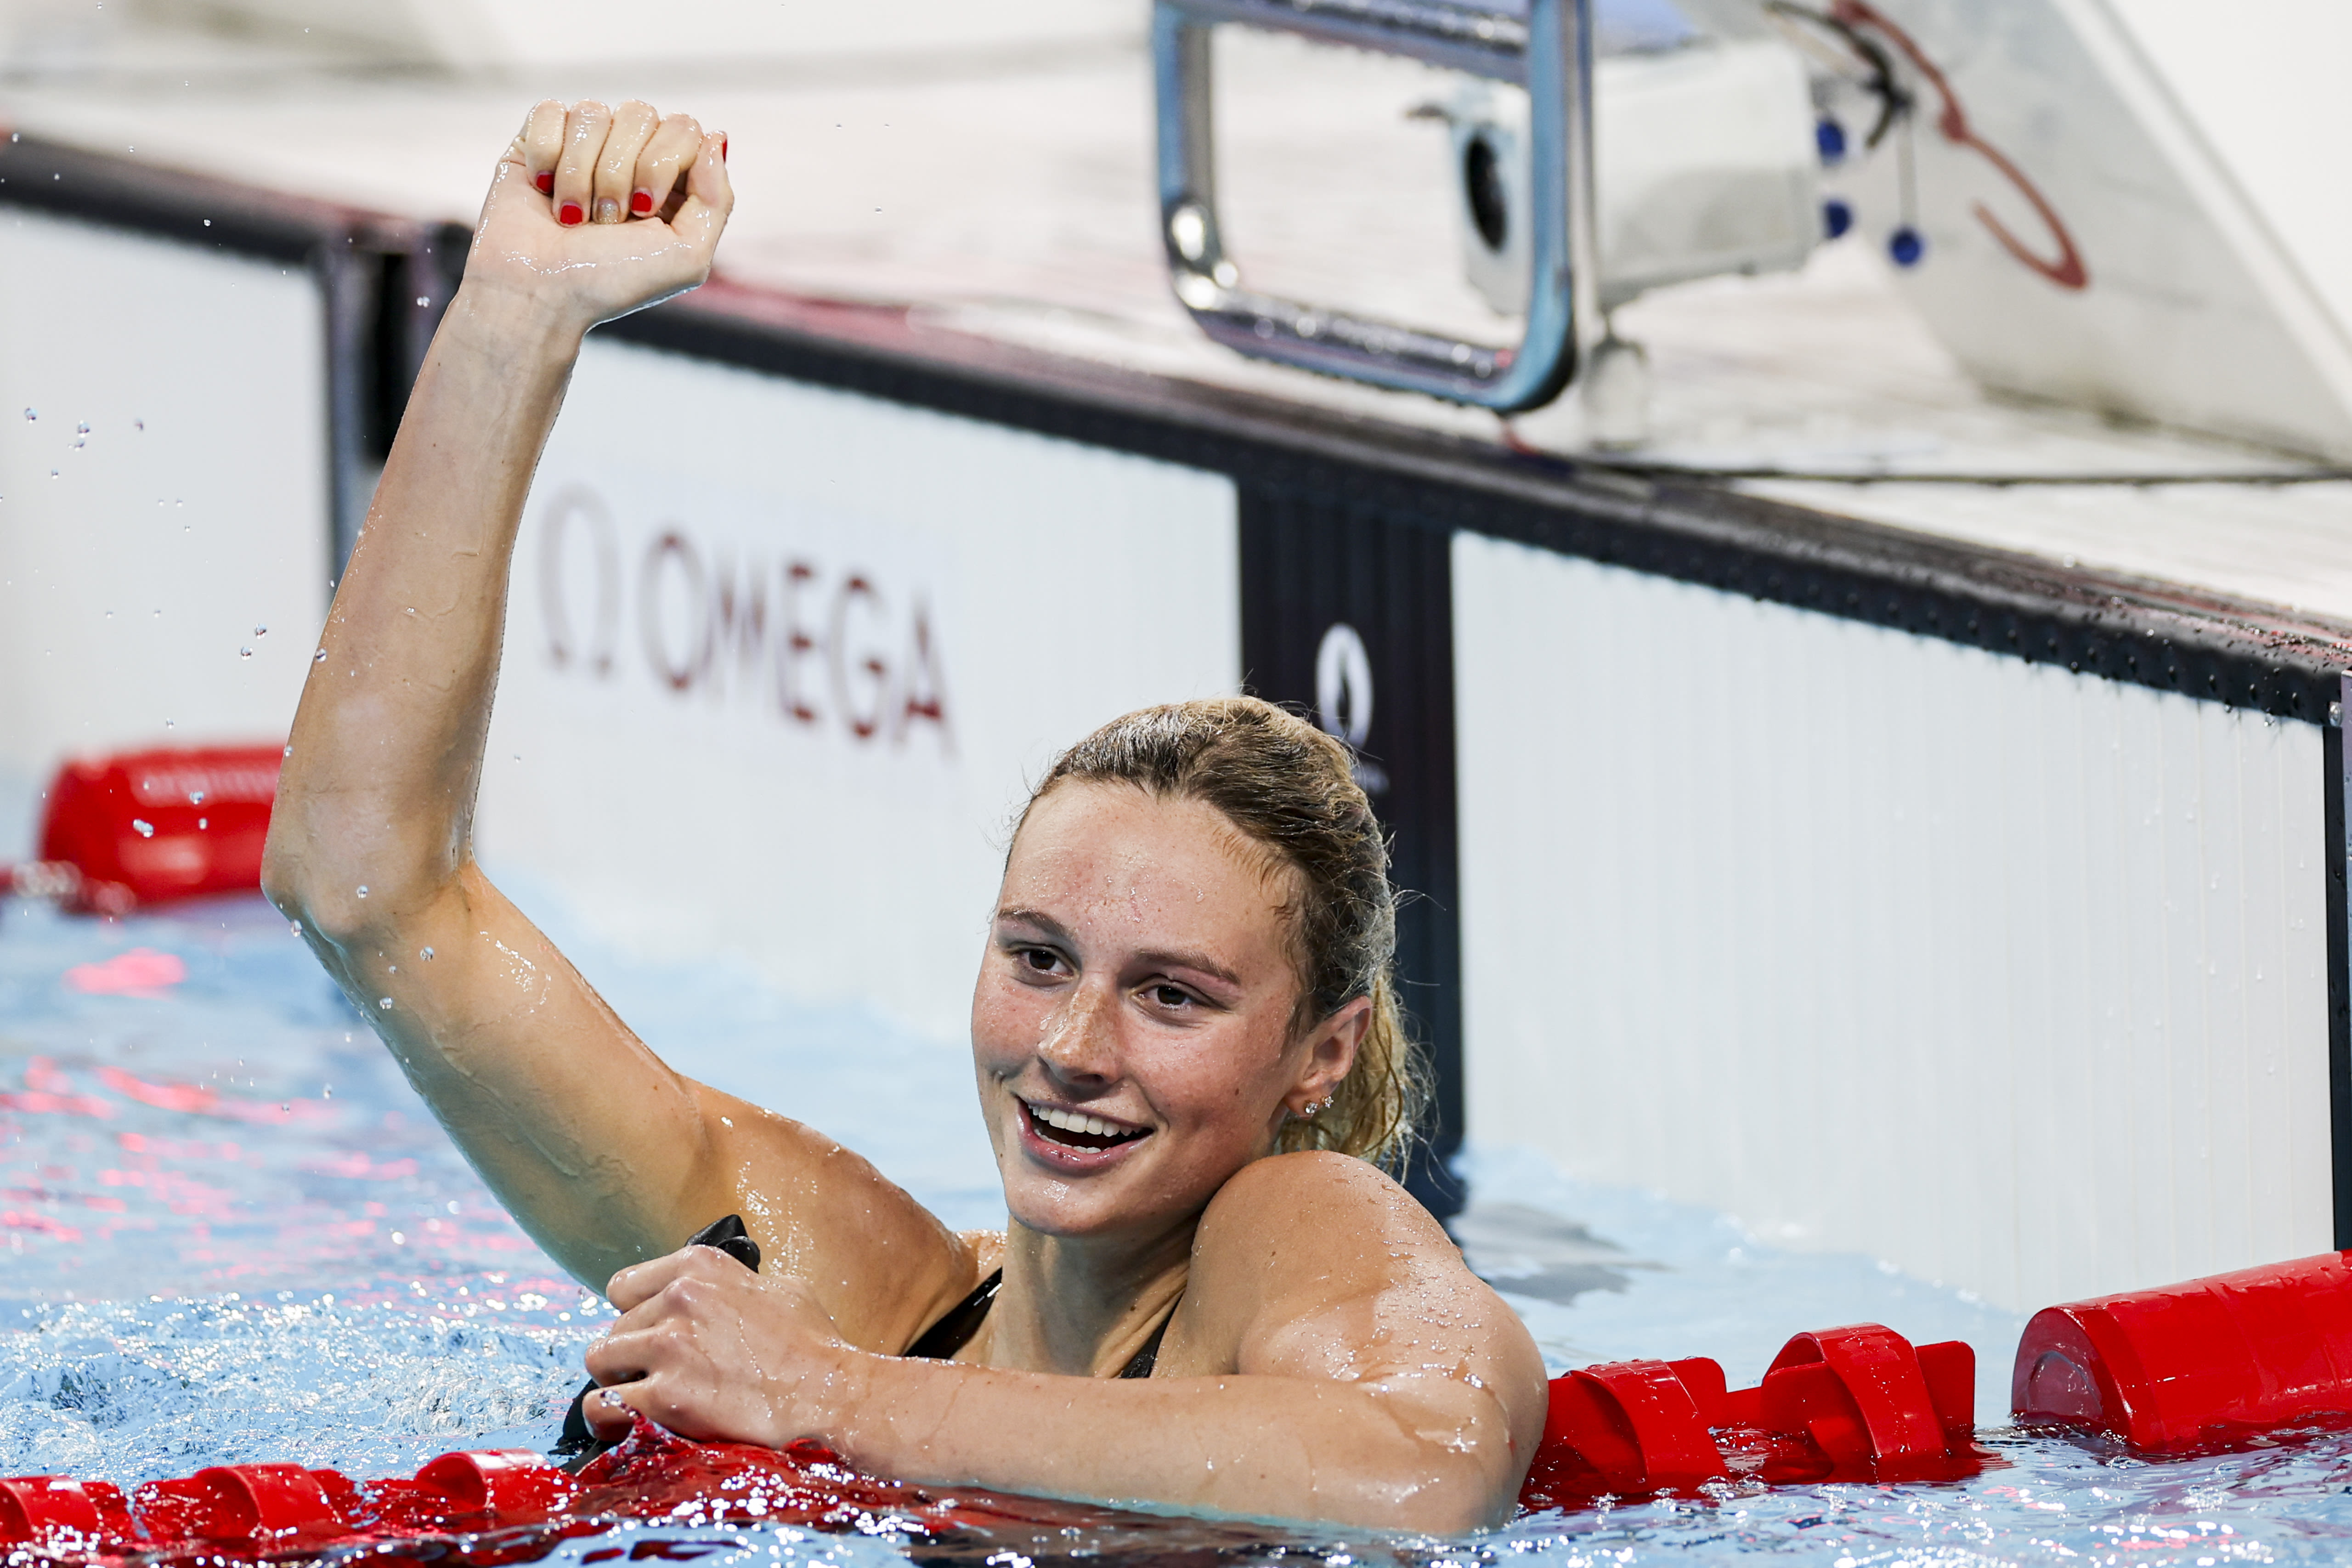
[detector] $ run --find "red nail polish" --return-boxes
[535,170,554,194]
[719,136,729,162]
[630,189,653,215]
[559,201,583,226]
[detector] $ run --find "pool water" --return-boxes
[6,889,2352,1564]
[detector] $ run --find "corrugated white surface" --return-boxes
[1454,530,2334,1313]
[0,209,329,855]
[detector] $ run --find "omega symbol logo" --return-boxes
[1314,623,1387,794]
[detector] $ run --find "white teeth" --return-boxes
[1032,1103,1135,1140]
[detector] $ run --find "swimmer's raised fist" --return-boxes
[463,99,732,334]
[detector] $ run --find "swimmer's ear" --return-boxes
[1289,994,1371,1114]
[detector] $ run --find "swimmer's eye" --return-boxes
[1016,946,1067,977]
[1144,983,1196,1011]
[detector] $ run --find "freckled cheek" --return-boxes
[1127,1044,1256,1136]
[968,976,1046,1077]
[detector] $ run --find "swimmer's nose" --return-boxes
[1035,981,1118,1083]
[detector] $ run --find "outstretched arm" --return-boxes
[262,104,975,1347]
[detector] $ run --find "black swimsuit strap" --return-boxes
[904,1268,1002,1359]
[903,1268,1178,1379]
[1117,1303,1175,1379]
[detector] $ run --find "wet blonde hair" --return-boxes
[1021,696,1428,1170]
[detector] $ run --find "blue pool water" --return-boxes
[6,889,2352,1564]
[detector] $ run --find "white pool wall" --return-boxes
[1455,529,2336,1316]
[0,208,330,808]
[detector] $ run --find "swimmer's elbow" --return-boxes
[260,825,361,943]
[260,821,442,952]
[1372,1470,1517,1537]
[1340,1393,1531,1534]
[1384,1501,1495,1538]
[261,864,371,964]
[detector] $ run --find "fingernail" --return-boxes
[629,189,653,215]
[719,135,729,162]
[535,170,554,194]
[559,201,584,226]
[595,197,621,224]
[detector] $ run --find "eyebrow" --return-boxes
[995,907,1072,944]
[993,908,1245,991]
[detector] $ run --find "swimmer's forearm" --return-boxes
[267,284,583,934]
[823,1353,1522,1534]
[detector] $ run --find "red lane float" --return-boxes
[0,1421,1113,1568]
[2013,1249,2352,1450]
[1518,1323,1982,1506]
[1,1329,1984,1563]
[2,745,283,914]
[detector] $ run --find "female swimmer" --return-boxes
[261,100,1546,1532]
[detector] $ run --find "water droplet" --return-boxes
[290,920,303,937]
[133,419,143,431]
[355,885,369,899]
[420,946,435,961]
[253,625,266,636]
[130,819,154,837]
[239,646,252,658]
[378,997,394,1010]
[163,719,173,729]
[74,423,88,435]
[196,817,207,830]
[416,295,430,307]
[312,648,327,662]
[20,408,32,421]
[189,789,205,805]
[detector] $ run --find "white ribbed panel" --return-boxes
[1454,531,2334,1313]
[0,211,328,800]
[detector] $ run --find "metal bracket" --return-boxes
[1152,0,1596,411]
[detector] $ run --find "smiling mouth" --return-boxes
[1023,1099,1150,1152]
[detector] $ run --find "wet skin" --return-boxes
[262,100,1546,1532]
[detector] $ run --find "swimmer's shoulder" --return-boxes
[1184,1152,1464,1323]
[1183,1152,1547,1430]
[1202,1149,1449,1253]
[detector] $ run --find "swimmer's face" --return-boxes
[972,781,1361,1242]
